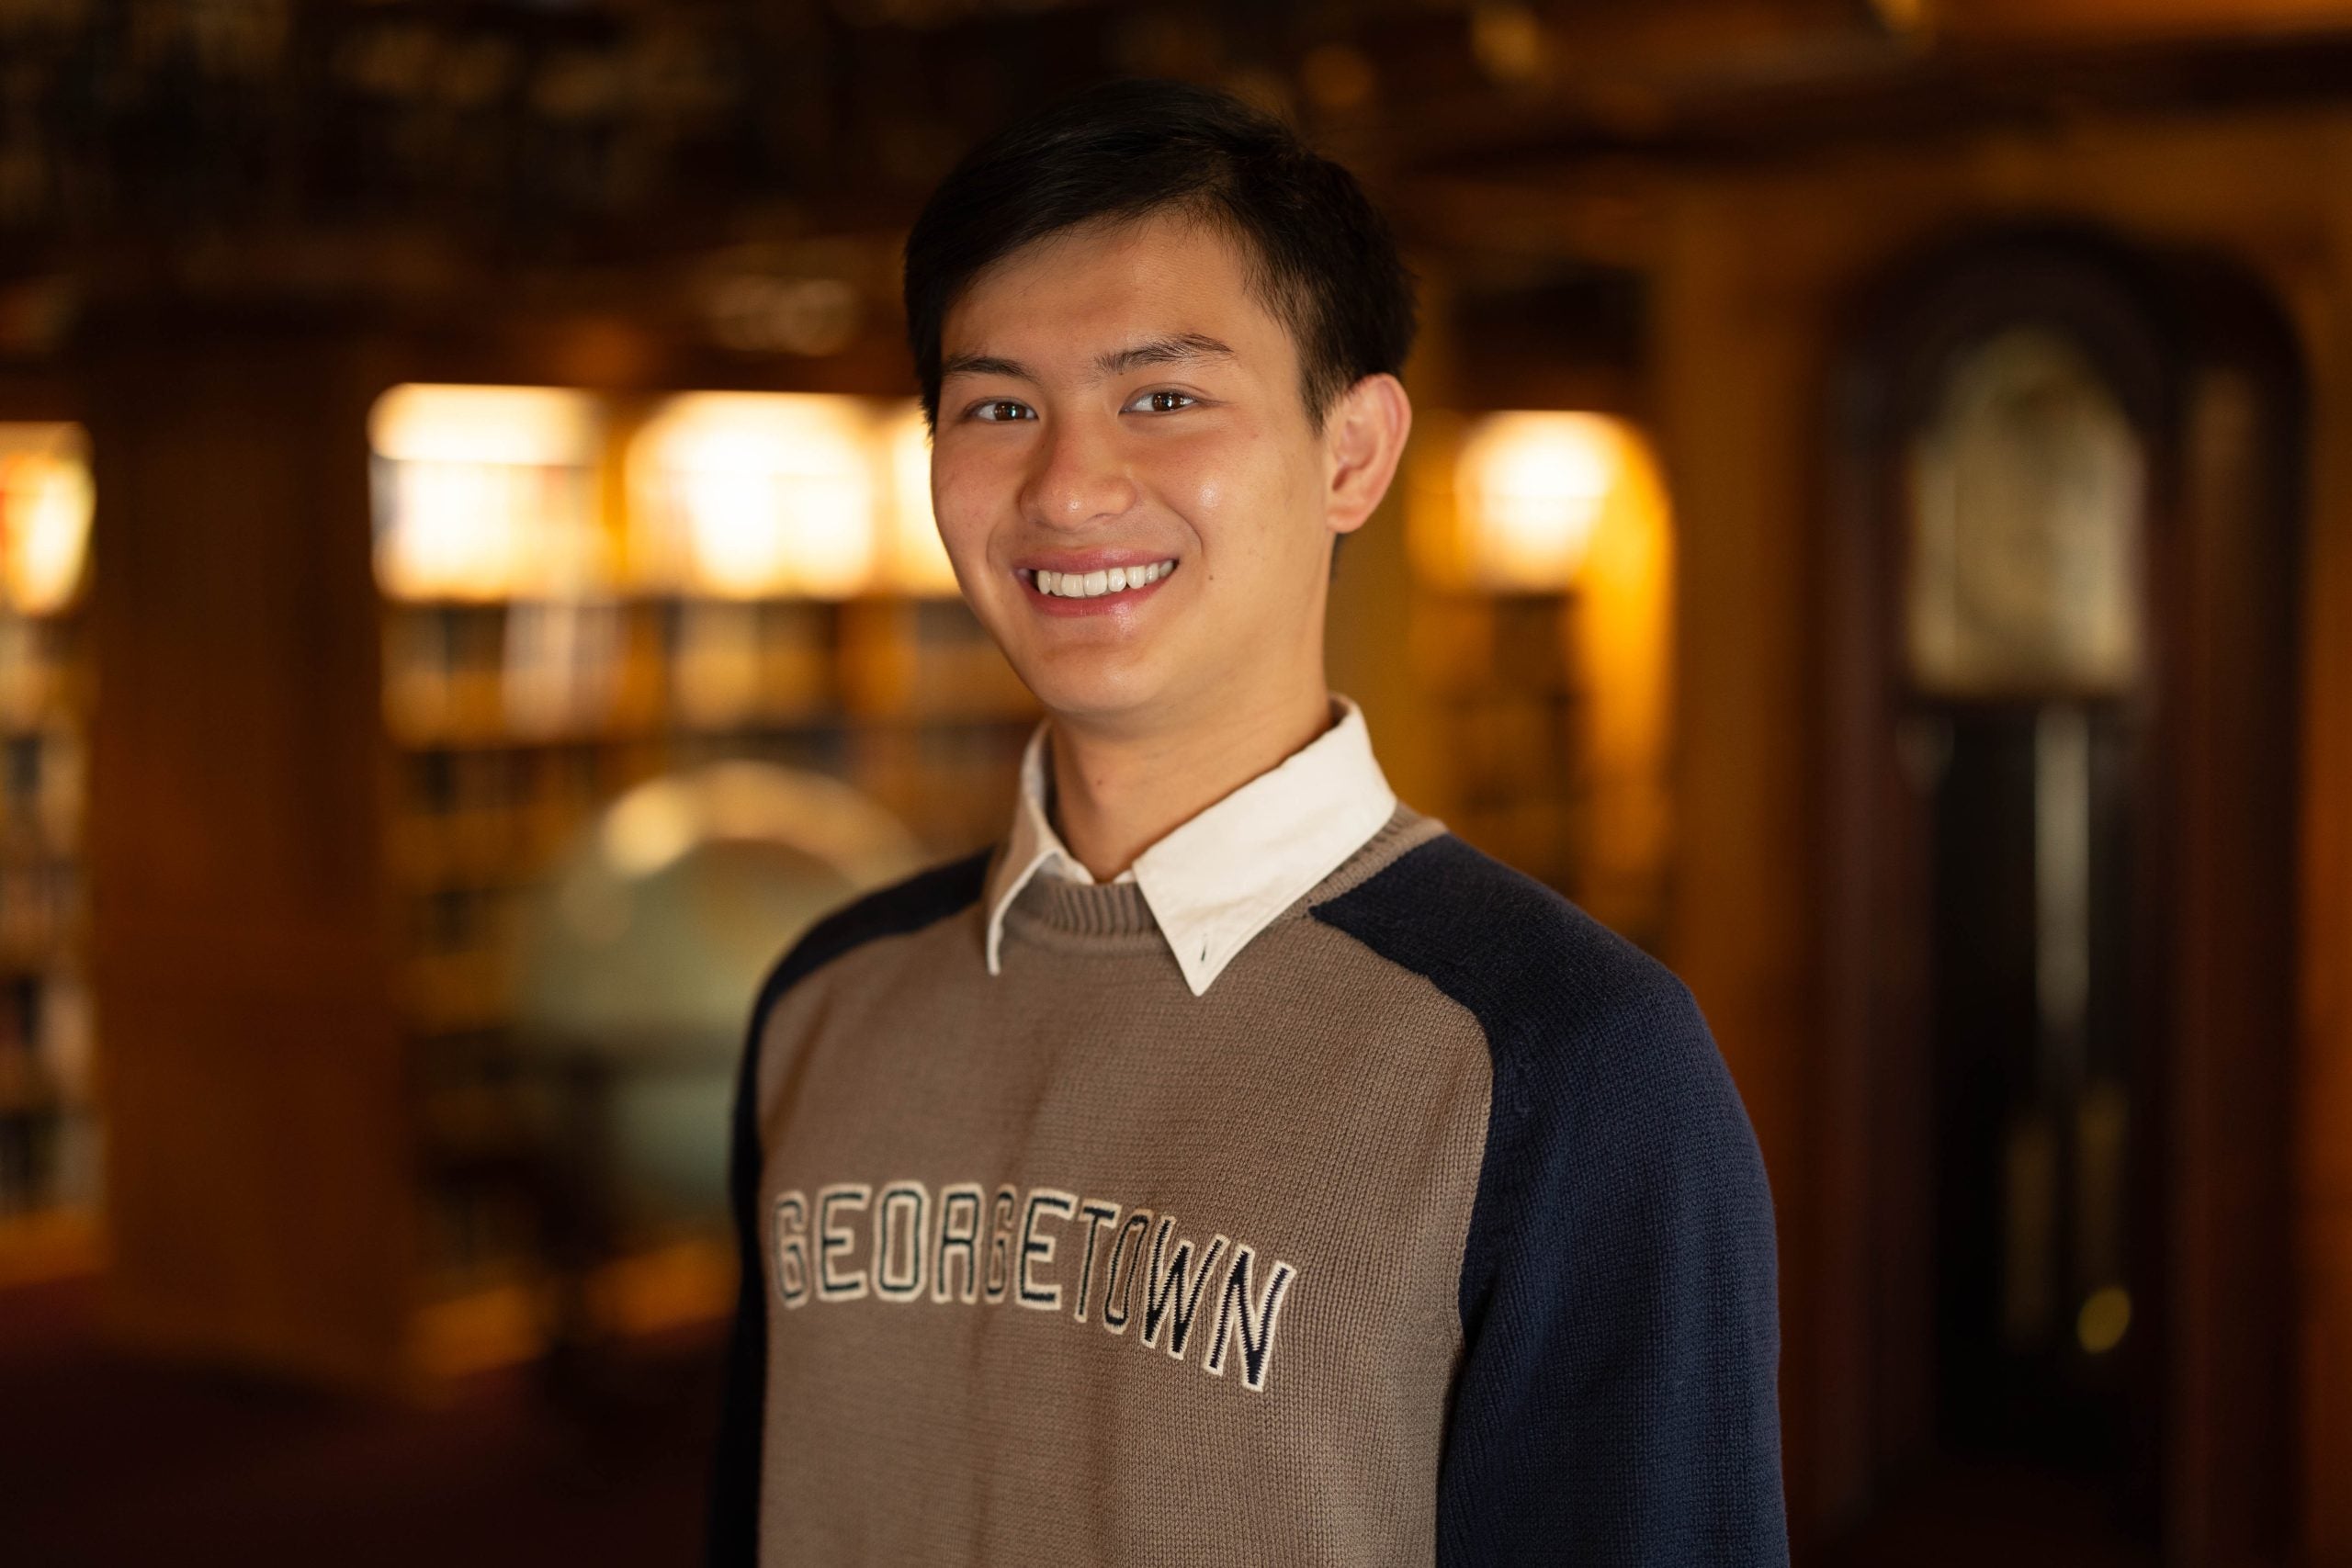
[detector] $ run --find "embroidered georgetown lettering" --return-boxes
[769,1179,1301,1393]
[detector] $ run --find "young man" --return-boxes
[708,80,1786,1566]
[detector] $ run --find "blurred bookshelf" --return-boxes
[369,385,1035,1352]
[1406,409,1675,950]
[1407,589,1590,893]
[0,423,97,1274]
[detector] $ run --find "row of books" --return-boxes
[0,969,96,1219]
[0,618,83,732]
[0,859,79,963]
[382,598,1035,747]
[1411,592,1595,899]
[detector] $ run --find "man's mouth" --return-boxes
[1021,560,1177,600]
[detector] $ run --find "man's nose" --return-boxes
[1018,411,1138,530]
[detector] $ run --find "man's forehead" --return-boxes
[939,213,1288,367]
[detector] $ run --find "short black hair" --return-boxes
[903,79,1417,432]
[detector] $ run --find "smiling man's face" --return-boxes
[930,213,1356,740]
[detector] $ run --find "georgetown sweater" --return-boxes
[707,807,1788,1566]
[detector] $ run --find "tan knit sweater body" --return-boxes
[711,806,1791,1568]
[751,811,1479,1564]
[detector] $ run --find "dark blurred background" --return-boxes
[0,1,2345,1563]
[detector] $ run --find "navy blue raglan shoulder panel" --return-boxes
[706,849,993,1568]
[1312,834,1788,1568]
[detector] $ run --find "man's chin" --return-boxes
[1011,657,1175,735]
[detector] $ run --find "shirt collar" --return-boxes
[983,696,1397,996]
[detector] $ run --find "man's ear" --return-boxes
[1323,373,1413,537]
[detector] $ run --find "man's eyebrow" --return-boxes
[938,334,1237,385]
[939,352,1035,382]
[1095,334,1236,377]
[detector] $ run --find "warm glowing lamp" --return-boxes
[631,393,878,599]
[1426,409,1676,936]
[0,423,95,615]
[1453,412,1655,592]
[368,384,605,601]
[880,400,960,596]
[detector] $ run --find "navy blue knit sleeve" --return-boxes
[706,850,992,1568]
[1315,837,1788,1567]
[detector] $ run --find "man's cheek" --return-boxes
[929,489,996,577]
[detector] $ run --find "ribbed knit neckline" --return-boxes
[1011,874,1159,941]
[998,807,1444,956]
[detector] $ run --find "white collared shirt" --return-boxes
[982,696,1399,996]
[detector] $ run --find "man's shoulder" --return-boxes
[1307,829,1706,1073]
[749,846,995,1025]
[1319,832,1773,1336]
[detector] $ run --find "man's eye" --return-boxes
[971,400,1035,423]
[1128,389,1197,413]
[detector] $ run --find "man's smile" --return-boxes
[1023,559,1177,598]
[1012,551,1181,615]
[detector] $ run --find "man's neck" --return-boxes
[1046,681,1337,882]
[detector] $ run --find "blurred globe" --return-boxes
[511,761,923,1227]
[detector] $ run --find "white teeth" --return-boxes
[1031,560,1174,598]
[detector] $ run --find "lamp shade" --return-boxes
[368,384,605,601]
[0,423,94,615]
[1453,412,1661,592]
[630,392,880,600]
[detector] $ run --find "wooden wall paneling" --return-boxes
[1655,183,1842,1546]
[2291,201,2352,1567]
[84,324,412,1393]
[2164,300,2302,1564]
[1936,0,2352,43]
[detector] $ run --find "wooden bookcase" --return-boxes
[0,423,96,1279]
[1396,409,1675,951]
[0,609,94,1215]
[368,387,1037,1355]
[1405,588,1590,897]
